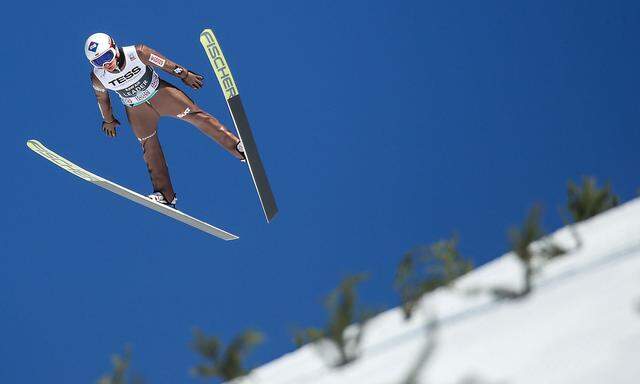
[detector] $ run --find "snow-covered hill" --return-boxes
[236,198,640,384]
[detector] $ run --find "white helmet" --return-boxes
[84,32,117,67]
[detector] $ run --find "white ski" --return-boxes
[26,139,239,241]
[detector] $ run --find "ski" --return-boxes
[200,28,278,223]
[26,139,239,241]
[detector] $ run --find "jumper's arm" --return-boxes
[90,72,115,122]
[135,44,203,89]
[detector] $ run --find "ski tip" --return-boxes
[26,139,43,150]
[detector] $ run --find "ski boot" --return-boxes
[237,141,246,162]
[148,192,177,209]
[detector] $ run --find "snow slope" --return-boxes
[235,198,640,384]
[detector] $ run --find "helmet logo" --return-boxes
[88,42,98,52]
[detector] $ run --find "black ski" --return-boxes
[200,28,278,222]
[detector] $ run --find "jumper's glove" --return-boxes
[182,71,204,90]
[102,118,120,138]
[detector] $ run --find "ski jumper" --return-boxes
[90,45,242,202]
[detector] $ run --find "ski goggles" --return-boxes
[91,47,117,68]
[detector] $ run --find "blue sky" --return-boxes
[1,1,639,383]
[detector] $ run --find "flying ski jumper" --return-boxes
[25,29,276,239]
[85,32,246,208]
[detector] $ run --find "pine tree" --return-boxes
[567,177,619,222]
[509,206,544,296]
[96,346,144,384]
[395,235,473,319]
[294,273,373,366]
[191,329,263,381]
